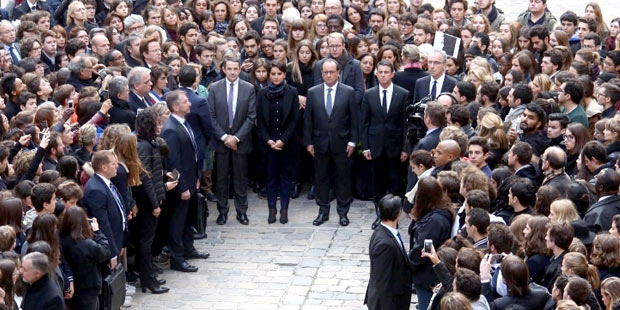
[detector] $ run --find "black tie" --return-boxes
[431,80,438,100]
[382,89,388,113]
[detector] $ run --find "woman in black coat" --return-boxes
[257,60,300,224]
[131,109,174,294]
[408,176,455,310]
[59,207,111,310]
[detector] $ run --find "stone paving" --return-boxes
[130,192,415,309]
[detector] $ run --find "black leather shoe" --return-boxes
[156,278,166,285]
[280,208,288,224]
[184,251,210,259]
[170,262,198,272]
[339,215,350,226]
[193,233,207,240]
[312,213,329,226]
[142,284,169,294]
[307,186,315,200]
[237,213,249,225]
[371,218,380,229]
[268,208,276,224]
[291,183,301,199]
[206,191,217,202]
[216,214,227,225]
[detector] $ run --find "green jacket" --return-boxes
[516,9,557,32]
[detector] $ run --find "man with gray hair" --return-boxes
[127,66,153,112]
[67,55,97,91]
[0,20,20,64]
[412,49,457,103]
[324,0,352,29]
[107,76,137,130]
[20,251,64,310]
[124,14,146,36]
[123,34,144,68]
[394,44,429,103]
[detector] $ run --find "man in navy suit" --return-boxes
[127,66,153,112]
[361,60,410,229]
[304,59,359,226]
[312,33,364,105]
[83,150,128,270]
[160,90,209,272]
[177,65,213,162]
[411,49,457,104]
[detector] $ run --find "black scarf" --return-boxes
[333,52,350,73]
[265,81,287,99]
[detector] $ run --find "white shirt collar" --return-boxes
[380,222,400,241]
[96,173,111,187]
[324,82,338,91]
[599,195,613,202]
[226,78,239,86]
[170,113,185,124]
[432,73,446,86]
[379,83,393,94]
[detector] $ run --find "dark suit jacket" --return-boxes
[313,55,365,104]
[408,126,443,153]
[83,174,126,257]
[250,15,282,34]
[361,84,409,158]
[178,87,214,161]
[12,0,49,21]
[21,274,64,310]
[584,194,620,233]
[128,91,150,113]
[393,67,428,103]
[411,74,457,104]
[364,225,412,310]
[303,82,359,154]
[108,97,137,130]
[207,78,257,154]
[256,84,300,146]
[160,116,199,196]
[41,52,54,72]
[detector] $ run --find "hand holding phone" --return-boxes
[170,169,180,181]
[424,239,433,253]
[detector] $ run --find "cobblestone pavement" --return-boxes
[130,192,415,309]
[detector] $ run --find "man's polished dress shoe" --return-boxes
[312,213,329,226]
[216,214,227,225]
[155,278,166,285]
[371,218,380,229]
[291,183,301,199]
[237,213,249,225]
[307,186,315,200]
[193,233,207,240]
[170,261,198,272]
[142,284,169,294]
[339,215,350,226]
[184,251,210,259]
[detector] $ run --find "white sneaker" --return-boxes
[126,284,136,296]
[122,296,133,308]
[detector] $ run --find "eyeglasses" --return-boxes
[128,24,145,32]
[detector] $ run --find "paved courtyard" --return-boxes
[130,192,416,309]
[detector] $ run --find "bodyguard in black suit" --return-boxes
[361,60,410,229]
[160,90,207,272]
[127,67,153,113]
[364,195,412,310]
[208,55,257,226]
[584,168,620,233]
[304,59,359,226]
[83,150,128,269]
[411,49,457,104]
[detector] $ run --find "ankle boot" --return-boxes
[280,208,288,224]
[268,208,277,224]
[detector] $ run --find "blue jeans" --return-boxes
[414,284,433,310]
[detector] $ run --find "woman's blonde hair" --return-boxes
[601,277,620,310]
[309,14,327,42]
[533,73,552,92]
[550,199,580,224]
[563,252,600,290]
[98,124,131,151]
[78,123,97,148]
[114,133,147,187]
[479,113,509,150]
[66,1,85,26]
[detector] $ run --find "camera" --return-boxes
[405,95,433,146]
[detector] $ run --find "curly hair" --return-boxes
[135,107,159,142]
[98,124,131,151]
[523,216,551,257]
[590,234,620,268]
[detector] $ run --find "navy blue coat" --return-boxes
[160,116,199,196]
[178,87,214,161]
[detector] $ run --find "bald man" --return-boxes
[541,146,571,197]
[430,139,460,177]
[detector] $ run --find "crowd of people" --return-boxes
[0,0,617,308]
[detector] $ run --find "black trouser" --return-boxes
[372,154,404,207]
[265,147,295,209]
[152,199,170,257]
[215,151,249,215]
[314,150,352,215]
[136,206,157,285]
[166,193,194,266]
[71,294,99,310]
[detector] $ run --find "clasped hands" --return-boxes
[267,139,284,150]
[224,135,238,150]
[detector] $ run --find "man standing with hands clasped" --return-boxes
[304,59,359,227]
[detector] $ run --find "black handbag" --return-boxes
[101,264,126,310]
[195,192,209,235]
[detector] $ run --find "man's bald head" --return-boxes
[544,146,567,170]
[433,139,461,167]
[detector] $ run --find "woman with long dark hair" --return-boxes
[523,216,551,285]
[256,61,300,224]
[133,108,174,294]
[59,207,111,309]
[410,176,454,310]
[0,198,25,253]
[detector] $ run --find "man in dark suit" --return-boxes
[250,0,281,33]
[393,45,428,103]
[83,150,128,270]
[160,90,209,272]
[20,252,65,310]
[411,49,457,104]
[585,168,620,233]
[361,60,410,229]
[364,195,412,310]
[208,54,256,226]
[127,66,153,112]
[12,0,49,21]
[304,59,359,226]
[313,33,364,105]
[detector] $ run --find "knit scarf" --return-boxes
[265,81,287,99]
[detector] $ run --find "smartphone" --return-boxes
[100,90,109,102]
[41,120,48,130]
[170,169,180,181]
[68,100,74,109]
[423,239,433,253]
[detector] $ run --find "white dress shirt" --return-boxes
[221,78,241,142]
[95,173,127,231]
[323,82,355,148]
[429,73,446,98]
[379,83,394,112]
[381,223,406,252]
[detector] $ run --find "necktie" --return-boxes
[109,182,127,231]
[382,89,388,113]
[143,97,151,108]
[183,120,198,161]
[9,46,20,64]
[326,88,333,117]
[227,82,235,128]
[396,232,407,256]
[431,80,437,100]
